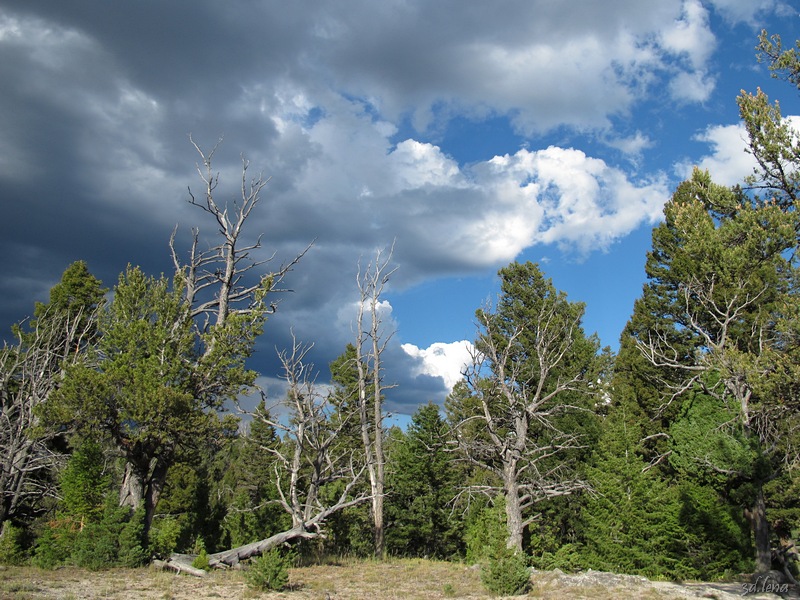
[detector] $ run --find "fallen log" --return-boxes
[159,525,318,576]
[153,555,209,577]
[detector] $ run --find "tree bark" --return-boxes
[504,465,524,553]
[161,525,318,576]
[749,484,772,573]
[119,458,170,539]
[118,463,144,512]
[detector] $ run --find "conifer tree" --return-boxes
[451,261,605,552]
[385,402,461,558]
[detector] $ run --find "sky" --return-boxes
[1,0,799,418]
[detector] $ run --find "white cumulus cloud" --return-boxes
[401,341,474,391]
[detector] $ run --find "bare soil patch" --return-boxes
[0,560,795,599]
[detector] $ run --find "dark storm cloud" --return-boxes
[0,0,773,412]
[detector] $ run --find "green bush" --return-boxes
[464,500,507,564]
[32,519,78,569]
[118,507,149,567]
[191,539,210,571]
[72,521,120,570]
[148,515,183,559]
[192,548,211,571]
[480,544,531,596]
[0,522,27,565]
[538,542,584,572]
[244,548,294,592]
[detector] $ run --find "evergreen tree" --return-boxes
[629,168,800,572]
[451,261,605,552]
[385,403,461,558]
[46,266,231,539]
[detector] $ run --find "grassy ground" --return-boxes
[0,558,786,600]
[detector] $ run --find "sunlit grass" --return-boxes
[0,558,750,599]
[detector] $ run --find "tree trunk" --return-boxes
[504,466,524,553]
[749,484,772,573]
[372,333,385,559]
[142,459,170,538]
[119,462,144,511]
[161,525,318,575]
[119,458,170,539]
[373,476,384,558]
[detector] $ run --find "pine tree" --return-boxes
[385,403,461,558]
[581,401,690,579]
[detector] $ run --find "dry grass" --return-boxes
[0,559,780,600]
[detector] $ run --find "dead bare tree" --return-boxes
[354,244,397,558]
[171,135,312,330]
[450,262,601,552]
[0,305,98,532]
[161,334,369,575]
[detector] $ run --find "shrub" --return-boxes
[118,507,149,567]
[72,520,120,570]
[0,522,27,565]
[480,544,531,596]
[148,516,183,559]
[538,542,584,572]
[191,538,210,571]
[32,519,78,569]
[244,548,294,592]
[464,500,507,564]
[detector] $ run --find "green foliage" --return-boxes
[480,544,530,596]
[580,402,692,579]
[118,507,149,567]
[70,500,148,570]
[60,438,109,523]
[464,500,507,564]
[385,403,462,559]
[0,522,27,565]
[538,543,583,573]
[192,541,211,571]
[45,266,235,537]
[244,548,294,592]
[32,519,77,569]
[677,482,752,578]
[669,389,767,487]
[34,495,148,570]
[1,262,105,529]
[33,260,106,321]
[148,516,183,558]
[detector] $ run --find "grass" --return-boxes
[0,558,758,599]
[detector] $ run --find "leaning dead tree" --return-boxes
[354,244,397,558]
[160,335,369,575]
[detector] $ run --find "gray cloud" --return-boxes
[0,0,778,413]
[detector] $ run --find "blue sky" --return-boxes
[1,0,798,416]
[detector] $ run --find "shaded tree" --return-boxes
[0,262,104,534]
[632,168,800,573]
